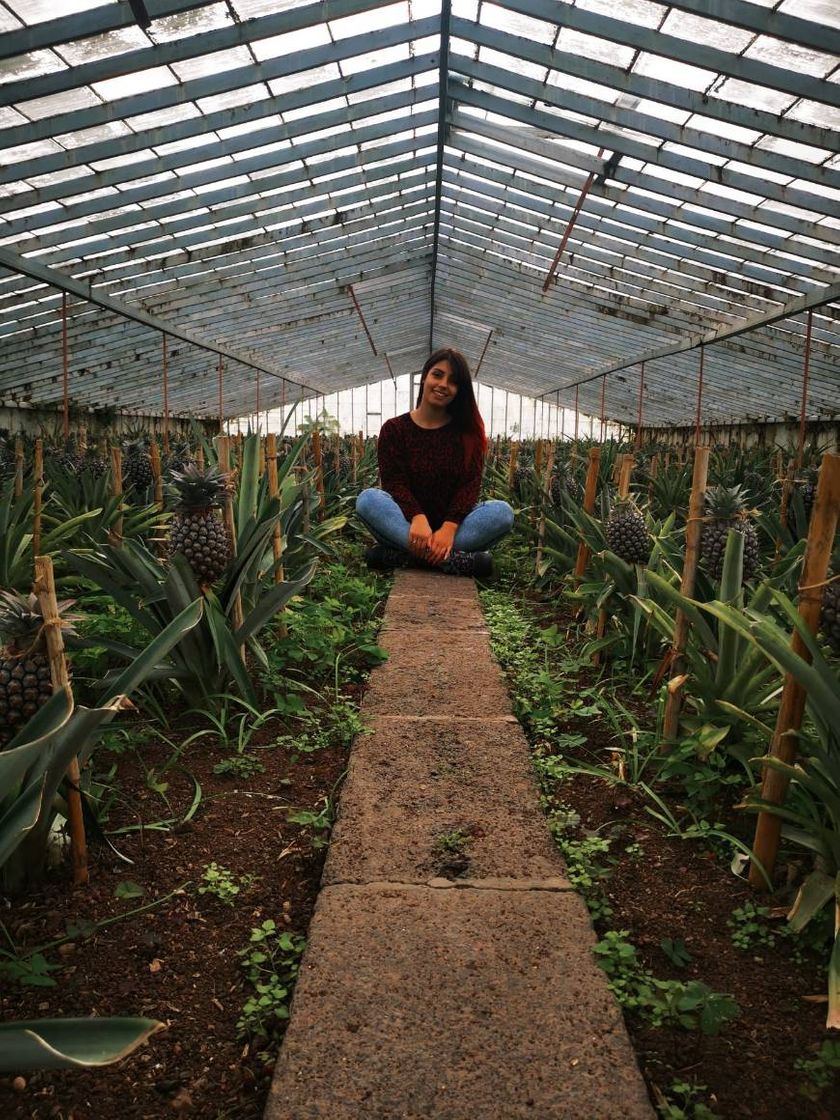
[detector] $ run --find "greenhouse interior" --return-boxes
[0,1,839,1118]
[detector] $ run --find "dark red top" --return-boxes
[377,413,483,529]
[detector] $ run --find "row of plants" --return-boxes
[0,417,380,1087]
[479,433,839,1115]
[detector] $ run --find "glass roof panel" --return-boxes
[342,43,412,76]
[0,50,67,85]
[556,28,636,68]
[170,46,255,81]
[577,0,665,28]
[268,63,343,97]
[92,65,180,101]
[631,52,717,91]
[5,0,108,19]
[709,77,796,114]
[151,4,234,41]
[745,36,837,78]
[660,10,754,54]
[253,25,332,62]
[329,3,410,39]
[15,87,103,120]
[55,26,152,66]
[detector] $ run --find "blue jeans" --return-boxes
[356,489,514,553]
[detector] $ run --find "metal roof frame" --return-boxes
[0,0,836,425]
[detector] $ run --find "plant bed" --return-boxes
[481,584,840,1120]
[0,559,389,1119]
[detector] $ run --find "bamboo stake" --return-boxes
[594,453,635,666]
[149,438,166,557]
[508,441,519,493]
[266,434,285,585]
[14,438,24,498]
[33,555,87,886]
[216,436,245,647]
[33,440,44,555]
[196,445,205,471]
[574,446,601,580]
[110,446,123,545]
[311,430,325,518]
[749,451,840,889]
[662,446,711,743]
[535,442,555,575]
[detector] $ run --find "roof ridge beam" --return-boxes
[428,0,451,352]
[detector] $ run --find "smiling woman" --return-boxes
[355,347,514,577]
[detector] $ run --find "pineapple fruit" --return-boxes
[168,464,231,585]
[606,497,650,564]
[0,592,75,743]
[701,485,759,581]
[550,460,582,507]
[122,437,153,494]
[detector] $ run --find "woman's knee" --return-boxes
[487,499,515,532]
[355,488,381,519]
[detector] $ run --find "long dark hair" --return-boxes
[416,347,487,470]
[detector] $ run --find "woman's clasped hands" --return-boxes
[408,514,456,564]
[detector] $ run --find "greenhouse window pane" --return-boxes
[329,3,410,40]
[171,46,254,81]
[254,25,332,63]
[710,78,796,114]
[556,29,636,69]
[660,10,754,53]
[152,4,233,41]
[342,43,411,76]
[632,52,717,91]
[197,85,271,114]
[577,0,665,30]
[481,5,557,45]
[17,87,102,120]
[54,25,151,66]
[0,48,67,85]
[93,65,179,101]
[268,64,342,97]
[745,36,836,77]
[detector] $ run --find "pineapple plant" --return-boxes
[168,463,231,585]
[83,444,110,478]
[122,437,153,494]
[0,433,15,482]
[820,569,840,656]
[0,592,76,744]
[701,485,759,581]
[51,437,83,475]
[550,460,582,507]
[798,469,818,522]
[605,496,650,564]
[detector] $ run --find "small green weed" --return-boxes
[728,901,783,952]
[237,920,306,1042]
[594,930,739,1035]
[433,829,470,854]
[655,1079,721,1119]
[287,797,335,850]
[197,862,255,907]
[794,1040,840,1100]
[213,755,266,779]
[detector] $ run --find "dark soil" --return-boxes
[0,705,352,1120]
[523,602,840,1120]
[561,770,838,1120]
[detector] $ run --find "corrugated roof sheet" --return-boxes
[0,0,837,425]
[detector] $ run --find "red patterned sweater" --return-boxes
[377,413,483,529]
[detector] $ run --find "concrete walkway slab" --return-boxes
[265,570,654,1120]
[265,883,653,1120]
[324,717,565,884]
[365,630,512,718]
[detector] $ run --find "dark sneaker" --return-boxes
[440,550,493,578]
[364,543,412,570]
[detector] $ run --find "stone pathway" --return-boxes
[265,570,653,1119]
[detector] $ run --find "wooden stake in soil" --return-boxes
[311,429,325,519]
[33,554,88,886]
[216,436,245,647]
[33,440,44,555]
[149,438,166,557]
[749,451,840,889]
[574,446,601,580]
[535,442,555,575]
[593,453,635,666]
[14,437,24,498]
[508,441,519,494]
[265,434,285,585]
[110,446,124,545]
[662,446,711,743]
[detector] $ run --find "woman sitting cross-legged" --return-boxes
[356,347,514,577]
